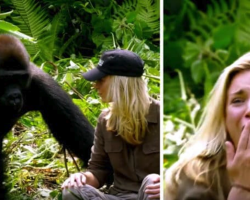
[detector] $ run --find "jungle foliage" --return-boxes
[164,0,250,168]
[0,0,160,199]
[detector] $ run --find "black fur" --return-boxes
[0,34,94,198]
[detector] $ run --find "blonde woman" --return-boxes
[62,50,160,200]
[165,52,250,200]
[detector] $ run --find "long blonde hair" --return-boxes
[104,76,151,145]
[165,52,250,200]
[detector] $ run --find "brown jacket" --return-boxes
[175,166,231,200]
[87,99,160,194]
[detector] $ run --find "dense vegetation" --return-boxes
[0,0,160,199]
[164,0,250,168]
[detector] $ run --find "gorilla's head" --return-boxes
[0,34,31,114]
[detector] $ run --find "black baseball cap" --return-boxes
[82,49,144,81]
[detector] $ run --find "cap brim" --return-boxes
[82,68,106,81]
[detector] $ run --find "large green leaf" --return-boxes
[191,59,206,84]
[213,24,235,49]
[0,20,19,31]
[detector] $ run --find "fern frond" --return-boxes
[112,0,137,17]
[38,13,63,61]
[10,0,50,56]
[235,0,250,45]
[11,0,50,38]
[206,0,236,21]
[137,0,160,32]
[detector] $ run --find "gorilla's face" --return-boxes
[0,84,23,113]
[0,70,31,114]
[0,35,31,114]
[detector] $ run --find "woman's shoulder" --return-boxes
[96,108,110,123]
[150,97,160,106]
[166,165,231,200]
[146,98,160,122]
[150,98,160,113]
[176,173,218,200]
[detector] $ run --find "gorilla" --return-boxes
[0,34,94,198]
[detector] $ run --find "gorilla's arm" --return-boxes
[0,34,94,198]
[24,65,94,165]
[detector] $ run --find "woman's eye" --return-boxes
[231,98,244,104]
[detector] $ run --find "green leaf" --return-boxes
[163,154,179,168]
[134,20,153,39]
[91,33,106,48]
[191,59,206,84]
[149,84,160,94]
[50,190,60,198]
[62,73,74,85]
[0,20,20,31]
[183,42,200,68]
[126,11,137,23]
[213,24,235,49]
[0,10,14,20]
[91,16,112,33]
[147,67,160,76]
[216,49,229,61]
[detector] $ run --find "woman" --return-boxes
[62,49,160,200]
[165,52,250,200]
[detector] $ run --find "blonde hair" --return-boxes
[104,76,151,145]
[165,52,250,200]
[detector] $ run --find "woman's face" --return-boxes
[93,75,111,102]
[226,70,250,148]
